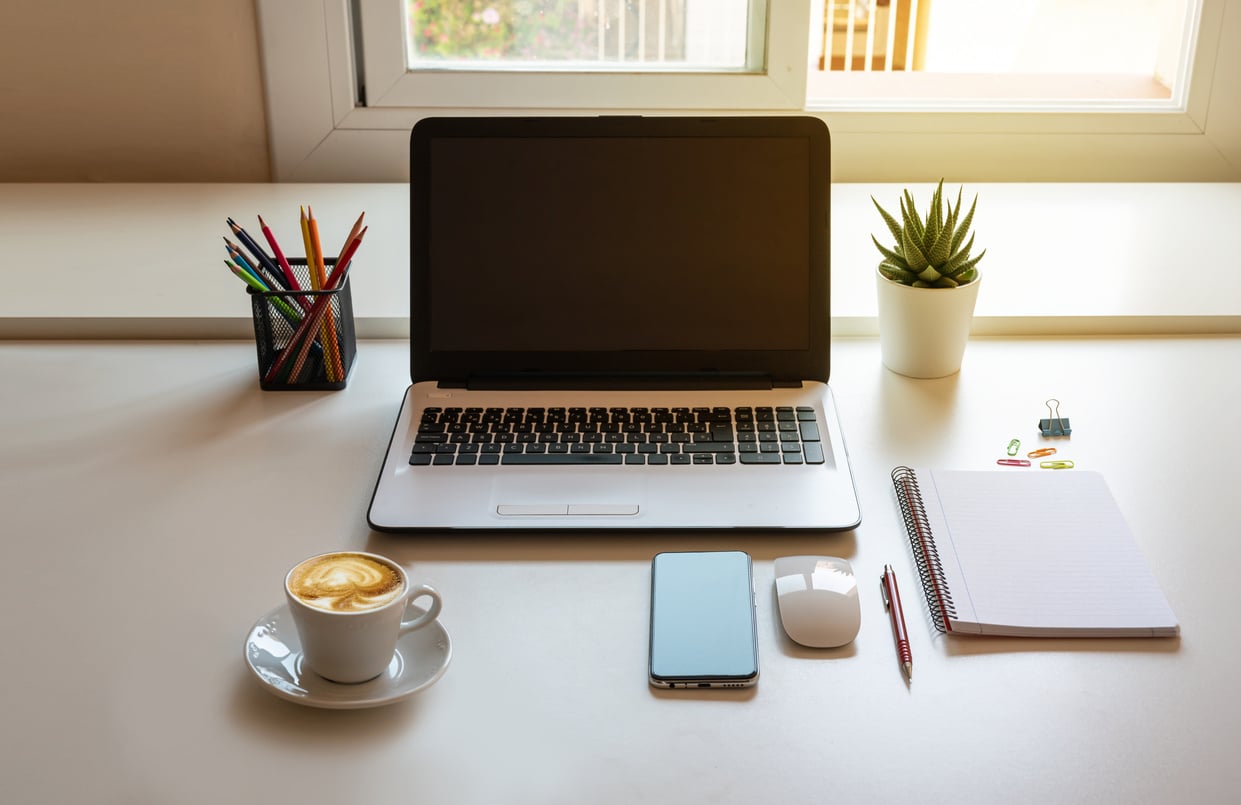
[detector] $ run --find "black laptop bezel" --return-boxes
[408,115,830,388]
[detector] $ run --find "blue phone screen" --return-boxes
[649,551,758,684]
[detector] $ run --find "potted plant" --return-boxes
[871,180,986,378]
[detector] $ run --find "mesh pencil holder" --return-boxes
[248,258,357,391]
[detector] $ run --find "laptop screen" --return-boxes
[410,116,830,386]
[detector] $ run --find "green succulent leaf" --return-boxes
[901,191,925,243]
[871,235,906,267]
[902,225,930,270]
[950,249,986,279]
[878,261,919,284]
[951,194,979,256]
[871,197,904,245]
[873,182,984,286]
[939,232,975,275]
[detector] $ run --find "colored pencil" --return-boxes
[225,237,293,305]
[325,226,367,289]
[335,212,365,265]
[257,214,303,293]
[306,207,341,381]
[228,218,289,290]
[292,207,332,382]
[227,261,302,325]
[285,223,365,382]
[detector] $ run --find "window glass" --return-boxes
[807,0,1198,106]
[405,0,762,72]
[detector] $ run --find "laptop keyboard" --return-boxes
[409,406,824,467]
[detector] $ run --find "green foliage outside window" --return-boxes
[408,0,598,61]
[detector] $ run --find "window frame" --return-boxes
[255,0,1241,181]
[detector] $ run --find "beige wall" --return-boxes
[1,0,270,182]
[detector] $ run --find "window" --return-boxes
[353,0,802,110]
[808,0,1198,108]
[403,0,757,72]
[255,0,1240,181]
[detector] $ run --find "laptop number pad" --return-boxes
[408,406,824,467]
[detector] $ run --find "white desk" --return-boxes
[2,336,1238,803]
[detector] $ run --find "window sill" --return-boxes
[1,182,1238,339]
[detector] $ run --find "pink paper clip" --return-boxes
[997,458,1031,467]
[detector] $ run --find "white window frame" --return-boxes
[256,0,1241,182]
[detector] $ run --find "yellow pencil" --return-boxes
[307,206,342,382]
[295,207,332,381]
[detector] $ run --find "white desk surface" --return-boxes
[3,182,1240,338]
[2,336,1238,804]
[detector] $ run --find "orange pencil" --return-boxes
[292,207,332,381]
[307,206,342,382]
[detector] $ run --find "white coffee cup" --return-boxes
[284,551,442,684]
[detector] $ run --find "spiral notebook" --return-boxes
[891,467,1179,637]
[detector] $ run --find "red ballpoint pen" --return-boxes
[881,564,913,680]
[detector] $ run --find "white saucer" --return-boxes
[243,603,452,709]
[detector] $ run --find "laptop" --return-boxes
[367,115,860,531]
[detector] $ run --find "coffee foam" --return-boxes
[288,553,404,613]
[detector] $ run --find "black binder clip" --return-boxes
[1038,398,1071,437]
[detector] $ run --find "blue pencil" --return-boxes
[228,218,290,290]
[224,240,265,285]
[225,238,302,311]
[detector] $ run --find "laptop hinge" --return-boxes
[445,374,799,391]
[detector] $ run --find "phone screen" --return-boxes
[649,551,759,688]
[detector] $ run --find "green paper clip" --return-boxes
[1040,460,1075,469]
[1006,439,1021,456]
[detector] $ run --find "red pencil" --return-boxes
[257,214,302,293]
[324,226,367,290]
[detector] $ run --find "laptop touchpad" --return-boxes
[491,474,642,517]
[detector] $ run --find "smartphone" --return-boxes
[649,550,759,689]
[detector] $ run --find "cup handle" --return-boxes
[398,583,442,635]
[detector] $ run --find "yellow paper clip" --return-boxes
[1028,447,1057,458]
[1006,439,1021,456]
[1040,460,1075,469]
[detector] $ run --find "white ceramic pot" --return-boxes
[875,268,981,378]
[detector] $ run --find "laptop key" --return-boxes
[803,442,826,464]
[502,453,624,465]
[739,452,782,465]
[682,442,736,454]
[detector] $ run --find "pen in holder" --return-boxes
[249,258,356,391]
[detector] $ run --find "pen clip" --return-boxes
[879,572,891,608]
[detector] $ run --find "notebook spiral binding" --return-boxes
[891,466,957,633]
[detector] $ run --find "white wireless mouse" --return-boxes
[774,555,861,648]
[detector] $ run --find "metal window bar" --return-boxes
[596,0,679,63]
[820,0,920,72]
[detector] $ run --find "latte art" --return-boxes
[288,553,405,613]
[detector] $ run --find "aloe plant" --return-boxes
[872,180,985,287]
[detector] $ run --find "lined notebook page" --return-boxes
[919,469,1179,637]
